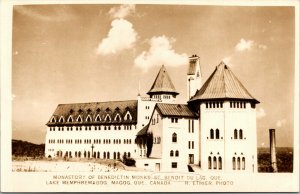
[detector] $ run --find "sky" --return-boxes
[11,4,295,147]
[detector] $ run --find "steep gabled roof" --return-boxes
[189,62,259,103]
[136,124,149,136]
[147,65,179,95]
[46,100,137,126]
[156,103,198,118]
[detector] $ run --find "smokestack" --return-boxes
[269,129,278,172]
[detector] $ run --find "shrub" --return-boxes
[122,155,136,166]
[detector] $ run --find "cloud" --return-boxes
[14,5,75,22]
[258,44,268,50]
[256,107,266,119]
[222,57,233,67]
[96,19,137,55]
[235,38,254,51]
[276,119,287,128]
[134,36,189,72]
[108,4,135,19]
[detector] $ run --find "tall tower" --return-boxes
[187,55,202,100]
[147,65,179,103]
[188,61,259,173]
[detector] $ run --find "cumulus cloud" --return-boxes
[235,38,254,51]
[256,107,266,119]
[222,57,233,67]
[134,36,189,72]
[108,4,135,19]
[96,19,137,55]
[276,119,287,128]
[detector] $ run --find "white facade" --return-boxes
[45,56,259,173]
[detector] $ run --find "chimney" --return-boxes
[269,129,278,172]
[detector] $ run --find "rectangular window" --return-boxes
[157,114,159,123]
[188,141,191,149]
[188,120,191,133]
[192,120,194,133]
[192,141,194,149]
[171,162,177,168]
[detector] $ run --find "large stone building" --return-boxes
[45,54,259,172]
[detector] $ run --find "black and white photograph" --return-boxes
[1,0,299,192]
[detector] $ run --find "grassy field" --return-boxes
[257,147,293,173]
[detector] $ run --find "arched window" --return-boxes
[208,156,212,169]
[84,151,87,158]
[77,115,82,122]
[87,151,90,158]
[103,152,106,159]
[239,129,243,139]
[97,151,100,159]
[175,150,179,157]
[216,129,220,139]
[237,157,241,170]
[113,152,116,159]
[234,129,238,139]
[107,152,110,159]
[213,156,217,169]
[172,133,177,142]
[242,157,245,170]
[218,157,222,170]
[232,157,236,170]
[210,129,214,139]
[128,152,131,158]
[117,152,120,159]
[78,151,81,158]
[170,150,174,157]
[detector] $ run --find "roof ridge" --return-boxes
[57,99,137,106]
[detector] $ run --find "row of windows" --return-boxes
[55,150,131,159]
[52,112,132,123]
[233,157,246,170]
[145,116,150,119]
[171,118,178,123]
[233,129,244,139]
[188,141,194,149]
[208,129,245,140]
[170,150,179,157]
[209,129,221,139]
[48,138,132,145]
[145,106,150,110]
[205,102,223,109]
[230,101,246,109]
[151,114,160,125]
[49,125,134,131]
[208,156,222,170]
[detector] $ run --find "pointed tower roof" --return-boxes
[189,62,259,103]
[147,65,179,95]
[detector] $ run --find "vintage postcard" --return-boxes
[1,0,299,192]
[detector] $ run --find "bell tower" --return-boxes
[187,55,202,100]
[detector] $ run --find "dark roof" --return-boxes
[136,124,149,136]
[189,62,259,103]
[156,103,198,118]
[187,55,199,75]
[147,65,179,95]
[46,100,137,126]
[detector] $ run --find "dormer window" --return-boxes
[67,116,73,123]
[59,116,64,123]
[115,114,121,122]
[51,117,56,123]
[104,114,111,122]
[124,111,132,121]
[86,115,92,122]
[77,115,82,122]
[69,109,74,114]
[95,114,101,122]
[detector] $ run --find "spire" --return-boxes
[147,65,179,95]
[189,61,259,103]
